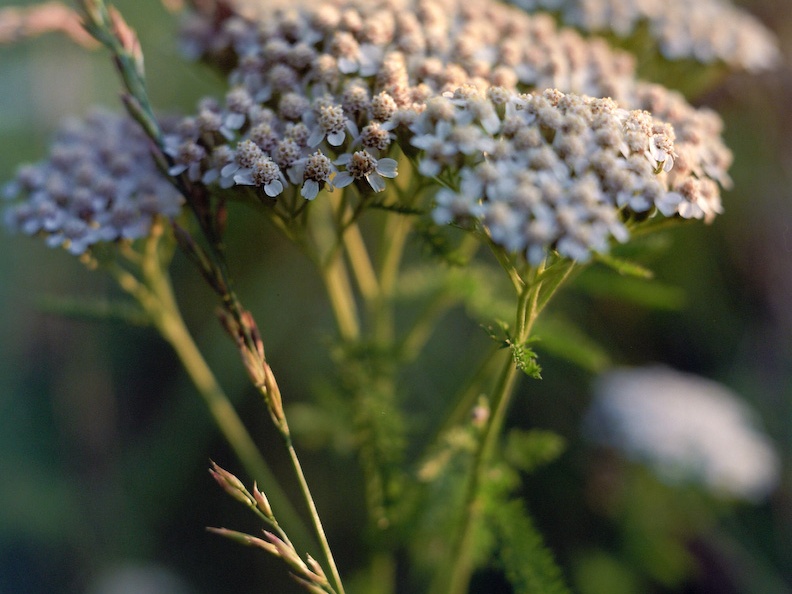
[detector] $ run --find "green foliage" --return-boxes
[474,458,570,594]
[504,429,566,474]
[489,498,572,594]
[573,552,642,594]
[573,267,686,310]
[35,294,150,326]
[484,321,543,379]
[592,253,654,279]
[511,343,542,379]
[533,316,611,372]
[397,262,514,322]
[411,426,480,576]
[330,340,409,535]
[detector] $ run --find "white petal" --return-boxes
[333,172,355,188]
[307,127,326,148]
[264,180,284,197]
[376,158,398,178]
[301,180,319,200]
[367,173,386,193]
[328,130,346,146]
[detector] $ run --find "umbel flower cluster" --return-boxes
[508,0,780,73]
[4,0,733,264]
[585,366,780,502]
[171,0,731,261]
[3,109,182,255]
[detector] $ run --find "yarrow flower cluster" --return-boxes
[584,366,780,502]
[173,0,731,262]
[419,87,683,262]
[508,0,780,72]
[3,109,182,256]
[2,0,734,264]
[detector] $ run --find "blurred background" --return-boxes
[0,0,790,592]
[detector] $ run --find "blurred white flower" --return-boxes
[86,563,194,594]
[584,365,780,502]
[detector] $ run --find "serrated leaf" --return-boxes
[593,253,654,279]
[504,429,566,474]
[489,499,572,594]
[533,316,611,372]
[35,295,150,326]
[511,344,542,379]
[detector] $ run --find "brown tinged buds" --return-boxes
[305,555,329,584]
[209,460,255,508]
[262,361,286,428]
[264,531,308,572]
[243,310,265,361]
[108,6,143,77]
[217,308,267,386]
[206,527,280,556]
[216,308,287,431]
[208,527,333,592]
[291,575,329,594]
[253,482,273,519]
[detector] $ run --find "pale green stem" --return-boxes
[342,218,380,303]
[285,439,346,594]
[321,250,361,342]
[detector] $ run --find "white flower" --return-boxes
[334,151,398,193]
[305,104,358,148]
[290,151,337,200]
[585,366,780,501]
[234,156,286,197]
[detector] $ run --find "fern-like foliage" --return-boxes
[489,498,572,594]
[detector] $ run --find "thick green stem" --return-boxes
[343,219,380,303]
[432,269,543,594]
[321,251,361,342]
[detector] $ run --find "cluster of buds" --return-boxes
[3,0,736,266]
[2,109,182,256]
[508,0,780,72]
[414,87,684,262]
[171,0,731,262]
[208,462,333,593]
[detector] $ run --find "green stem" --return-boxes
[342,215,380,303]
[321,250,361,342]
[286,439,347,594]
[433,267,544,594]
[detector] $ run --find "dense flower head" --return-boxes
[584,366,780,502]
[508,0,780,72]
[3,109,183,256]
[173,0,732,261]
[419,88,688,263]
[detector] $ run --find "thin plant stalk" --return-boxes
[109,222,316,552]
[285,438,347,594]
